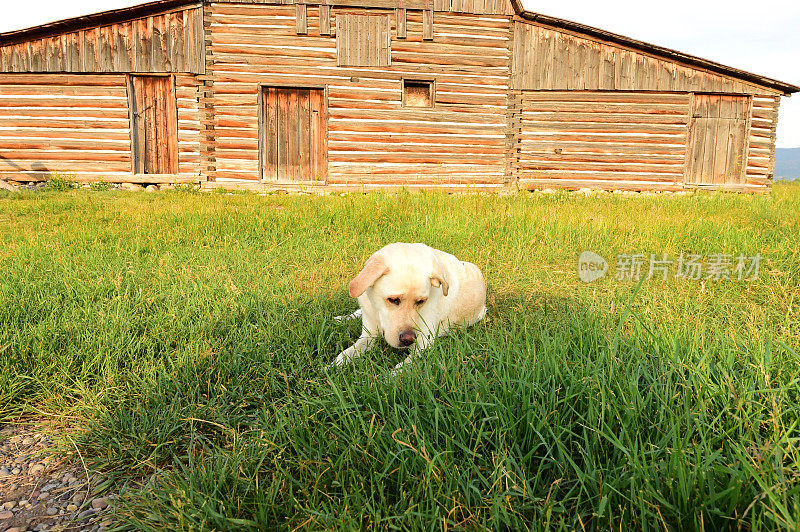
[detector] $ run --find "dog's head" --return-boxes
[349,244,449,348]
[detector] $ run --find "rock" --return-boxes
[90,498,108,510]
[0,509,13,519]
[66,504,78,512]
[77,509,95,520]
[11,468,21,474]
[3,500,16,509]
[6,527,25,532]
[0,468,9,476]
[145,184,159,192]
[119,183,144,192]
[46,507,59,516]
[0,179,17,191]
[29,463,45,475]
[22,437,35,445]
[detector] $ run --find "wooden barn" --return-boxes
[0,0,797,192]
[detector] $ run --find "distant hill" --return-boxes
[775,148,800,180]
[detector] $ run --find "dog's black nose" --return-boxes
[398,330,416,347]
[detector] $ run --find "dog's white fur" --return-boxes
[332,243,487,371]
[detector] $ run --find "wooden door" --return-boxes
[685,94,749,186]
[262,87,327,182]
[128,75,178,174]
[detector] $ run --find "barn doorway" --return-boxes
[685,94,750,186]
[260,87,327,182]
[127,75,178,175]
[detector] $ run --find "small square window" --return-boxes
[403,80,434,108]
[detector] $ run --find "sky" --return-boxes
[1,0,798,148]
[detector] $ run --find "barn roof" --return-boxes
[0,0,797,94]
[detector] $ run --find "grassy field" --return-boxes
[1,184,799,530]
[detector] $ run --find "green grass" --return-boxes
[1,184,799,530]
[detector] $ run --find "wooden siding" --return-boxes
[207,3,510,186]
[0,7,205,74]
[336,14,391,66]
[517,91,690,190]
[684,94,749,186]
[129,75,180,174]
[212,0,513,15]
[515,90,775,192]
[0,74,200,183]
[510,21,782,96]
[261,87,327,181]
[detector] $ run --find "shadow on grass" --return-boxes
[3,286,799,530]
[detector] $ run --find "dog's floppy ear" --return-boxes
[349,254,389,298]
[430,258,450,297]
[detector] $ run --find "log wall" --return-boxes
[0,6,205,74]
[516,91,778,192]
[212,0,513,15]
[207,3,510,186]
[0,74,201,183]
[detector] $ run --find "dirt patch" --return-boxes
[0,424,116,532]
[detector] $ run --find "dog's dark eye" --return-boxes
[387,297,401,306]
[415,299,426,306]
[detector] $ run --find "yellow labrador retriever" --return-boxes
[332,243,487,371]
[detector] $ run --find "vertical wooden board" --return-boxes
[117,23,133,71]
[712,99,732,184]
[195,7,205,75]
[699,95,720,184]
[99,26,114,72]
[135,17,152,72]
[380,15,389,65]
[298,89,310,179]
[542,29,554,89]
[552,33,569,89]
[266,88,278,180]
[43,38,55,70]
[277,89,289,181]
[67,32,81,71]
[132,78,147,174]
[184,8,194,74]
[153,15,168,71]
[321,4,332,35]
[311,89,326,181]
[29,40,42,71]
[166,77,178,173]
[170,11,186,72]
[287,88,299,181]
[361,15,369,66]
[144,78,157,173]
[336,16,344,65]
[423,9,434,40]
[396,8,406,39]
[600,45,615,90]
[80,31,92,72]
[296,3,308,34]
[528,24,542,88]
[727,117,747,183]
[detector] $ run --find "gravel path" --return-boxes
[0,424,117,532]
